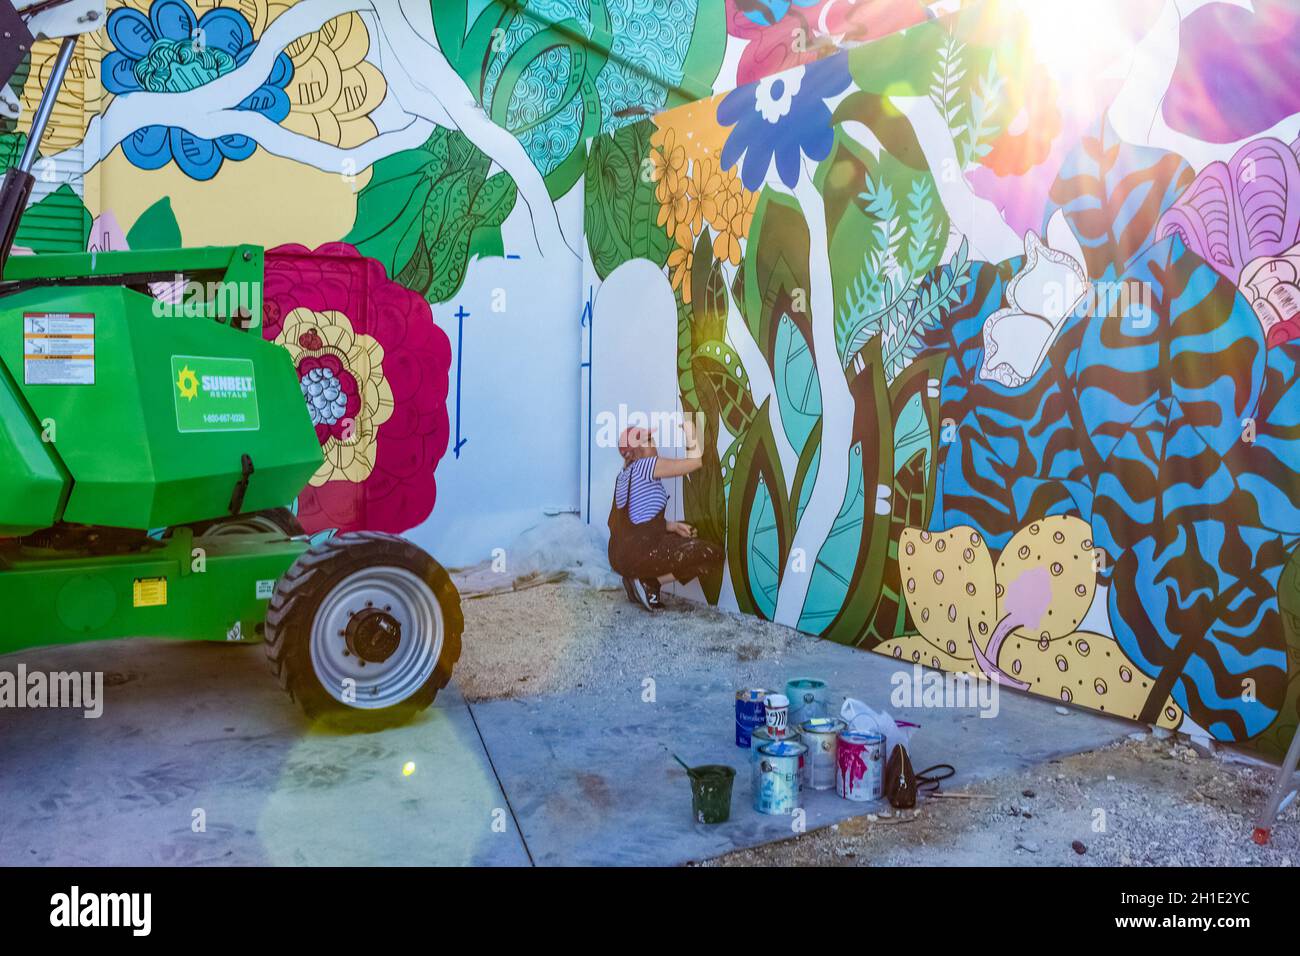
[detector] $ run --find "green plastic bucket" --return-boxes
[687,764,736,824]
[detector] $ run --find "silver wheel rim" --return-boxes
[203,515,285,536]
[309,565,444,710]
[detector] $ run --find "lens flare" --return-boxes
[1012,0,1126,79]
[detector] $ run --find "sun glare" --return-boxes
[1013,0,1128,79]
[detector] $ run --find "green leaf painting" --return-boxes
[434,0,725,199]
[126,198,182,250]
[0,131,27,172]
[693,340,756,439]
[585,119,672,281]
[836,164,954,370]
[14,184,90,253]
[689,230,729,344]
[344,126,517,304]
[892,391,929,480]
[773,314,820,458]
[809,340,895,646]
[727,400,790,620]
[743,189,811,354]
[796,441,866,633]
[683,428,727,605]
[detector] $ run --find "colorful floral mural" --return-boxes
[2,0,740,550]
[583,2,1300,756]
[10,0,1300,752]
[262,242,452,535]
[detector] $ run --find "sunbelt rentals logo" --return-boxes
[175,364,200,401]
[175,364,254,402]
[171,355,261,433]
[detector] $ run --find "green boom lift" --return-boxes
[0,0,462,728]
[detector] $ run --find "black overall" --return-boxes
[606,470,723,585]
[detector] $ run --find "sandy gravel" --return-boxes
[455,581,815,701]
[703,734,1299,867]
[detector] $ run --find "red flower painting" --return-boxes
[727,0,929,87]
[262,242,452,535]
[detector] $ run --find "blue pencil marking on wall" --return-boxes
[454,304,470,459]
[580,286,594,523]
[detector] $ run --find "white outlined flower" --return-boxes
[980,232,1090,388]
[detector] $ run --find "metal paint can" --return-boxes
[763,693,790,738]
[785,678,829,727]
[750,726,803,793]
[754,740,807,815]
[734,688,767,748]
[836,731,885,801]
[798,717,846,791]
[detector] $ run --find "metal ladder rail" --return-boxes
[1253,723,1300,845]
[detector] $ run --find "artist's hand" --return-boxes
[680,416,702,458]
[667,521,698,539]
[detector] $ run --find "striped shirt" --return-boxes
[614,456,668,525]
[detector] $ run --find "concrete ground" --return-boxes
[0,583,1290,866]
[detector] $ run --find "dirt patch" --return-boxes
[455,582,814,701]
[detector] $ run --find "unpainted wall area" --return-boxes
[581,0,1300,756]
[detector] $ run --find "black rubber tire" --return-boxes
[189,507,305,538]
[263,531,463,731]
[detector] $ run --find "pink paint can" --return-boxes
[836,731,885,801]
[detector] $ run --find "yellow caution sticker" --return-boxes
[133,577,168,608]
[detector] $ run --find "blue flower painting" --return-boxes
[717,54,851,190]
[102,0,293,181]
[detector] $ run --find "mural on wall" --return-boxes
[3,0,786,554]
[11,0,1298,752]
[582,0,1300,756]
[3,0,951,560]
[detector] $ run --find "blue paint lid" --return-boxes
[800,717,846,735]
[758,740,808,757]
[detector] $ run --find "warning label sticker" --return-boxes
[132,577,168,608]
[24,312,95,385]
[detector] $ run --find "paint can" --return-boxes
[785,678,829,728]
[763,693,790,738]
[686,764,736,825]
[750,726,802,793]
[734,688,767,748]
[798,717,846,791]
[836,731,885,801]
[754,740,807,815]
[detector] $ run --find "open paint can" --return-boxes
[763,693,790,738]
[785,678,828,728]
[750,725,802,794]
[798,717,846,791]
[754,740,807,815]
[686,764,736,824]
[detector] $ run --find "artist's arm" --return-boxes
[652,419,704,479]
